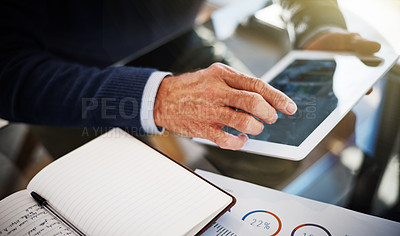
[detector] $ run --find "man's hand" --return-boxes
[305,31,381,95]
[154,63,297,150]
[305,31,381,54]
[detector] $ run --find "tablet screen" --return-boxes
[196,48,398,159]
[224,59,338,146]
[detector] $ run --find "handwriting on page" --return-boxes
[0,191,72,236]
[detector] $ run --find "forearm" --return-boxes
[275,0,347,48]
[0,48,156,134]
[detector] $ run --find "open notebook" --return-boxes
[0,128,235,235]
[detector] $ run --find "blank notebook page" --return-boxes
[27,128,232,235]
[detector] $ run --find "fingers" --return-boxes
[225,89,278,124]
[351,35,381,54]
[223,72,297,115]
[156,63,297,151]
[208,126,249,150]
[305,32,381,55]
[216,107,264,135]
[344,33,381,54]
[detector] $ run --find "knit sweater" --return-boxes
[0,0,346,134]
[0,0,202,134]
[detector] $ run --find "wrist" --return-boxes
[300,26,347,49]
[140,71,171,134]
[154,75,173,128]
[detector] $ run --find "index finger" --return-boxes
[352,36,381,54]
[223,70,297,115]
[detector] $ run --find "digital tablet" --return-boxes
[194,46,398,160]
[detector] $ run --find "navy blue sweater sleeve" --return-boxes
[0,1,155,133]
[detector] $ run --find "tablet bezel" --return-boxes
[194,47,398,160]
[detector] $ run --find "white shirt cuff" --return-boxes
[140,71,172,134]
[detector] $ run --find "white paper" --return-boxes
[197,169,400,236]
[22,128,232,235]
[0,190,72,236]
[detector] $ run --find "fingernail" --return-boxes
[238,133,249,142]
[254,122,264,134]
[271,113,278,124]
[286,102,297,114]
[239,133,248,138]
